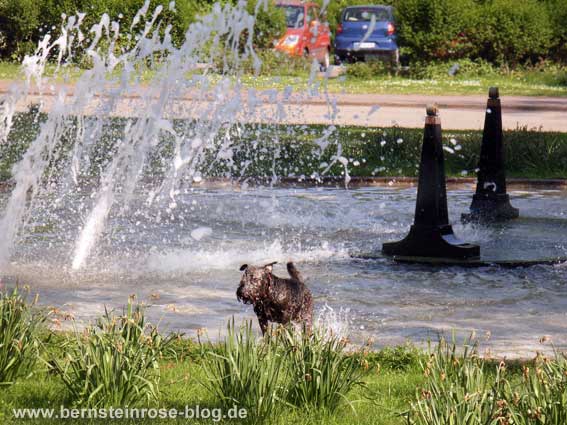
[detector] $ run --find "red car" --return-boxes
[275,1,331,70]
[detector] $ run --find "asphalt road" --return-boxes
[2,79,566,131]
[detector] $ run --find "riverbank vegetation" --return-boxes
[1,289,567,424]
[2,113,567,183]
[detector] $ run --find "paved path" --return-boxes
[1,79,566,131]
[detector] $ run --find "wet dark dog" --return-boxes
[236,262,313,334]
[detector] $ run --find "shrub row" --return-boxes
[0,0,565,66]
[3,113,567,183]
[0,0,284,62]
[393,0,557,65]
[327,0,567,65]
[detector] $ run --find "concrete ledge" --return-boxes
[1,177,567,191]
[357,253,567,268]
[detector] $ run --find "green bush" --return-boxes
[0,0,41,60]
[0,0,562,66]
[394,0,480,61]
[50,298,175,407]
[346,61,389,79]
[478,0,554,65]
[242,48,310,76]
[322,0,559,66]
[545,0,567,62]
[247,0,286,50]
[0,287,45,386]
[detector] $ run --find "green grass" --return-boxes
[0,338,424,425]
[240,73,567,97]
[1,292,567,425]
[2,328,566,425]
[1,57,567,97]
[2,113,567,183]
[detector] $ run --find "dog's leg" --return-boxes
[254,304,269,335]
[258,316,269,335]
[301,293,314,335]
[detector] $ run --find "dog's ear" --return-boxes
[263,261,277,273]
[239,264,248,271]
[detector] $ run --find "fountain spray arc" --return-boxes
[463,87,519,222]
[382,105,480,260]
[0,2,298,270]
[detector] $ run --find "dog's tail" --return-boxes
[287,262,303,283]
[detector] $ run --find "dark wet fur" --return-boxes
[236,262,313,334]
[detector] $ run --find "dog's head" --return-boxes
[236,262,276,305]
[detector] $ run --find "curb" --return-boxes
[3,177,565,191]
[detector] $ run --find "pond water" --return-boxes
[2,185,566,358]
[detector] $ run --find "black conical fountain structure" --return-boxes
[463,87,519,222]
[382,105,480,260]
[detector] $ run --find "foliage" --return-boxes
[198,320,371,420]
[0,0,563,66]
[409,337,508,424]
[0,287,45,386]
[246,0,286,50]
[0,0,41,60]
[197,319,287,420]
[409,337,567,425]
[277,325,369,412]
[394,0,480,61]
[250,49,310,76]
[508,350,567,424]
[49,298,176,407]
[545,0,567,62]
[4,114,567,184]
[346,61,389,79]
[371,343,422,371]
[478,0,554,65]
[319,0,561,66]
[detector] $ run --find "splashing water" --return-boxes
[0,1,345,269]
[315,303,351,340]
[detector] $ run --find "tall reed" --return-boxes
[198,319,286,420]
[0,287,44,385]
[51,298,175,407]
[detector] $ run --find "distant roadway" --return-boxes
[1,80,566,131]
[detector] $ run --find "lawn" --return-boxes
[240,73,567,97]
[1,59,567,97]
[0,347,424,425]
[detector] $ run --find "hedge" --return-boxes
[0,0,564,66]
[3,113,567,182]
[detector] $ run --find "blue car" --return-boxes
[334,5,398,64]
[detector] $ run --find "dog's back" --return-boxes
[267,262,312,326]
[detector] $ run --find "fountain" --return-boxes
[0,1,566,357]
